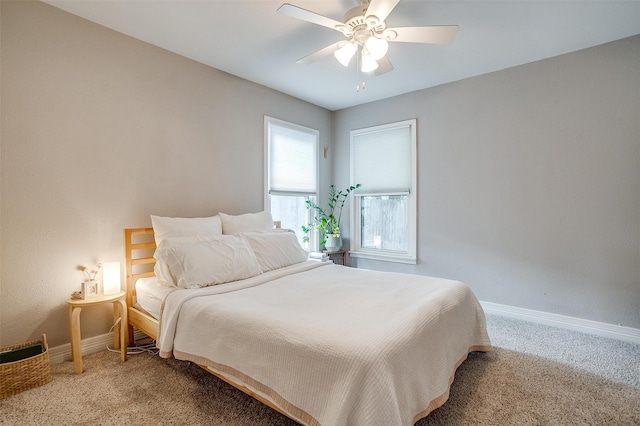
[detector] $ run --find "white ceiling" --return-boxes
[43,0,640,111]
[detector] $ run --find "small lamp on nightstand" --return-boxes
[102,261,121,295]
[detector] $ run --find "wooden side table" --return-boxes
[324,250,347,266]
[67,291,128,374]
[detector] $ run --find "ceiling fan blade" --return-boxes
[297,42,343,65]
[365,0,400,23]
[278,3,345,32]
[374,56,394,76]
[387,25,459,44]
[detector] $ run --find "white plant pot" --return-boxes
[325,234,343,251]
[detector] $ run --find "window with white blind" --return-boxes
[265,117,318,250]
[350,119,416,263]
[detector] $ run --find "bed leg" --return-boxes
[128,324,135,347]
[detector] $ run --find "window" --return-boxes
[350,119,416,263]
[265,117,318,250]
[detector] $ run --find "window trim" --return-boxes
[349,119,417,264]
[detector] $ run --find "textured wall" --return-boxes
[0,1,332,347]
[333,35,640,328]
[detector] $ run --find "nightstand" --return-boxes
[324,250,347,266]
[67,291,127,374]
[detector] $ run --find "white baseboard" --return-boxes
[49,330,150,365]
[480,301,640,345]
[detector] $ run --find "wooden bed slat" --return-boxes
[129,227,154,235]
[130,242,157,250]
[131,257,156,266]
[132,271,156,280]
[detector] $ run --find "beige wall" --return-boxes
[333,35,640,329]
[0,1,332,347]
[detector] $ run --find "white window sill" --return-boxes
[348,250,417,265]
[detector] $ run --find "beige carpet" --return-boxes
[1,345,639,425]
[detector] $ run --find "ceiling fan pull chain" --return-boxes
[356,46,361,92]
[355,45,366,92]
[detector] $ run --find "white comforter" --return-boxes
[157,261,492,426]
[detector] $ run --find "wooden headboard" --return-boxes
[124,228,156,308]
[124,228,158,342]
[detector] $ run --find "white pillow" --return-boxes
[150,215,222,246]
[219,211,274,235]
[154,235,262,289]
[153,236,216,287]
[242,231,309,272]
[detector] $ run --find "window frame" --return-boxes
[264,116,319,251]
[350,119,417,264]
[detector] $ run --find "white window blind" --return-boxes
[268,122,317,196]
[352,124,412,194]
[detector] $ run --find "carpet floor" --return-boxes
[1,315,638,425]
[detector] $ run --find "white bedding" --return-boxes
[157,260,492,426]
[135,277,175,320]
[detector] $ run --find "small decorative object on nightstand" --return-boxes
[67,292,128,374]
[79,263,102,299]
[324,250,347,266]
[309,252,330,262]
[81,280,99,299]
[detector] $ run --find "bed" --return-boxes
[124,212,492,426]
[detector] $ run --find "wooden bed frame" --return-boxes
[123,226,291,420]
[124,228,159,342]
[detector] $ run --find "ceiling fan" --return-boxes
[277,0,459,76]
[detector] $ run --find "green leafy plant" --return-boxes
[302,183,361,246]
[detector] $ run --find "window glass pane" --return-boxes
[270,194,313,250]
[360,195,408,252]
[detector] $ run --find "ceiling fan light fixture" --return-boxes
[361,51,379,73]
[334,42,357,67]
[279,0,458,78]
[364,36,389,60]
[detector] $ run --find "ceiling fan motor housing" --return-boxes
[339,4,387,42]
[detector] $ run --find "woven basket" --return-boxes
[1,334,51,398]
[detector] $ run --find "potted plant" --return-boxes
[302,183,361,251]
